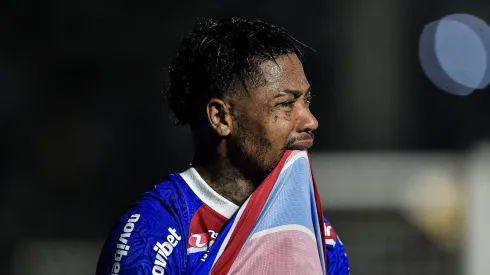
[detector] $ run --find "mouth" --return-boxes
[288,134,315,150]
[290,139,314,150]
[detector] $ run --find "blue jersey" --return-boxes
[96,167,349,275]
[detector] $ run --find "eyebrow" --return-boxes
[274,87,312,98]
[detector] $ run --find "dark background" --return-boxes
[2,0,489,274]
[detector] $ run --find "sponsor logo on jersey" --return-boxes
[324,222,338,247]
[188,230,219,253]
[151,227,182,275]
[110,214,140,275]
[187,205,226,254]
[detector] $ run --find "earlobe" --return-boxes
[207,99,232,137]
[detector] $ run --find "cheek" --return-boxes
[265,120,294,145]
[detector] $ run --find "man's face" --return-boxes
[227,53,318,174]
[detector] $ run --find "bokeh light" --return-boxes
[419,13,490,96]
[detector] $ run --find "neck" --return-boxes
[192,143,258,206]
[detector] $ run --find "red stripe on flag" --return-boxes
[308,151,328,275]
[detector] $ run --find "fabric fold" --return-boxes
[190,150,327,275]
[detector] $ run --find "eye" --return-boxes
[279,100,295,108]
[305,94,314,107]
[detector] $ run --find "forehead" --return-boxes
[252,54,309,98]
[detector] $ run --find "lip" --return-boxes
[291,138,314,149]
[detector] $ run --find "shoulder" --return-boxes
[96,177,195,275]
[322,217,350,275]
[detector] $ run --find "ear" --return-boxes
[206,98,233,137]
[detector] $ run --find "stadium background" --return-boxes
[2,0,490,274]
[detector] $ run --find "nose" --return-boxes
[298,104,319,133]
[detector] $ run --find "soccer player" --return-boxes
[96,17,349,275]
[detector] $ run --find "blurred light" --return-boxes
[402,168,466,252]
[419,13,490,96]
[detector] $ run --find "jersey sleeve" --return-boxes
[96,201,187,275]
[323,217,350,275]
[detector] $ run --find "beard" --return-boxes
[227,121,286,185]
